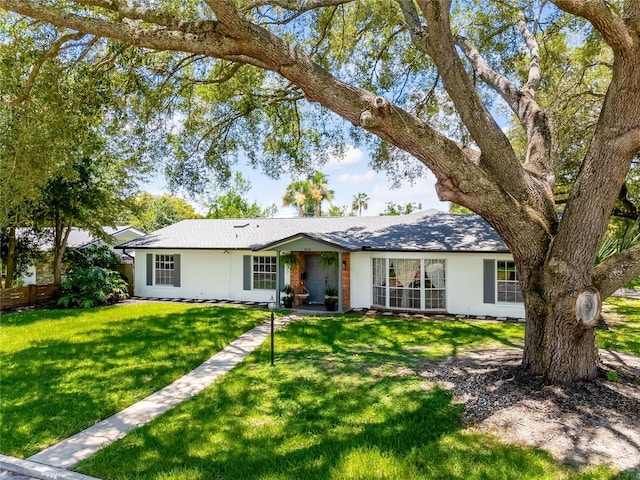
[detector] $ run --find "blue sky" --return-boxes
[147,145,449,217]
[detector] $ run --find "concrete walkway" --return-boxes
[2,314,297,479]
[0,454,99,480]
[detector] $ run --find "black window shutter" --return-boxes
[243,255,252,290]
[146,254,153,286]
[483,259,496,304]
[173,254,181,287]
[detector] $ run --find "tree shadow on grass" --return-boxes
[78,367,463,479]
[281,316,523,364]
[1,307,88,327]
[0,305,265,458]
[74,318,622,480]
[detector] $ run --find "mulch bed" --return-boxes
[417,348,640,475]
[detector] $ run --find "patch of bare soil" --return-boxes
[417,347,640,476]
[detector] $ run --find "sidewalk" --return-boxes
[1,313,298,479]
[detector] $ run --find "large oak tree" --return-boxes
[1,0,638,382]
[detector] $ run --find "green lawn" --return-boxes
[75,311,638,480]
[0,303,267,458]
[3,299,638,479]
[598,297,640,356]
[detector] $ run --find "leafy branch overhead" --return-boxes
[1,0,639,382]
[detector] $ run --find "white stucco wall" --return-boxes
[350,251,525,318]
[135,249,525,318]
[135,249,281,303]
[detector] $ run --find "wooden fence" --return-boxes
[116,261,134,296]
[0,284,61,311]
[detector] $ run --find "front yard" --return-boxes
[75,298,637,480]
[0,303,266,458]
[1,298,638,479]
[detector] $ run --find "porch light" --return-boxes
[342,260,347,270]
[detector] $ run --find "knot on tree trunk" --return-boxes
[360,96,391,128]
[575,287,601,328]
[360,109,375,128]
[371,96,389,111]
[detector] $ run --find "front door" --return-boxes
[305,255,338,304]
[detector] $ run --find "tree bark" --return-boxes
[52,215,72,285]
[3,226,17,288]
[521,268,601,382]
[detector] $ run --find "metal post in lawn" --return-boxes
[268,296,275,366]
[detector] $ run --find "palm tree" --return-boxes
[283,172,334,217]
[308,171,334,216]
[352,192,369,216]
[282,180,311,217]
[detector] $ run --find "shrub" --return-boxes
[58,266,129,308]
[63,245,120,271]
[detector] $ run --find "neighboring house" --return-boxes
[20,226,146,285]
[118,211,525,318]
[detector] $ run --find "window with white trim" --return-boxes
[372,258,386,307]
[155,254,175,285]
[253,256,277,290]
[424,259,446,309]
[497,261,522,303]
[372,258,446,310]
[390,259,421,309]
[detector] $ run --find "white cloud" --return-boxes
[327,146,365,168]
[365,174,447,214]
[337,170,377,183]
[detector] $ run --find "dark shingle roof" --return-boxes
[119,211,508,253]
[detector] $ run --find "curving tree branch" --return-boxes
[242,0,354,12]
[0,0,237,56]
[454,15,553,191]
[73,0,216,31]
[593,243,640,298]
[551,0,636,54]
[518,12,541,94]
[404,0,554,219]
[242,0,354,25]
[454,35,520,110]
[2,32,85,107]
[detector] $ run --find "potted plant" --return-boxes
[319,252,338,269]
[279,251,298,269]
[282,284,294,308]
[324,285,338,311]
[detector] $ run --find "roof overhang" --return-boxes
[254,233,352,252]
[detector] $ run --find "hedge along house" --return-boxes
[117,211,525,318]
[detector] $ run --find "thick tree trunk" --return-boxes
[4,226,17,288]
[520,263,601,383]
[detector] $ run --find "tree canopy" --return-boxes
[1,0,639,382]
[1,21,143,285]
[205,172,276,218]
[125,193,202,232]
[381,202,423,216]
